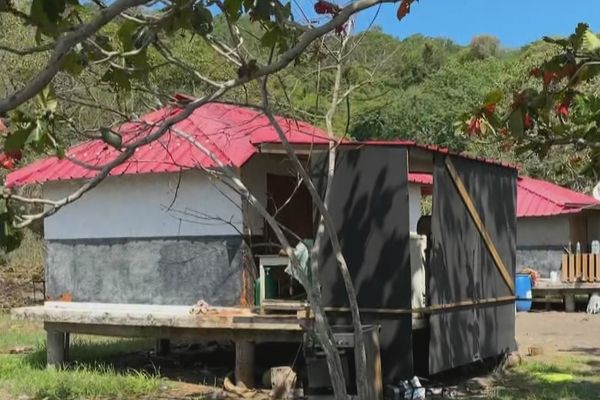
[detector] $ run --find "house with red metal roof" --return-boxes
[408,173,600,277]
[8,101,519,383]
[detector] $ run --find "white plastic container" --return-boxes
[592,240,600,254]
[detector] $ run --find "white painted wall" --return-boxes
[43,171,243,240]
[408,183,422,233]
[516,216,570,247]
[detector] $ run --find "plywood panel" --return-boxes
[429,154,517,374]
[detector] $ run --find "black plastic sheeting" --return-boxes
[311,147,413,382]
[428,154,517,374]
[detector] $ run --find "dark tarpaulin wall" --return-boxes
[428,154,517,374]
[311,147,413,382]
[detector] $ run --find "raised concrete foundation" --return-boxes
[45,236,244,305]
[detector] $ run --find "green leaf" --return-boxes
[223,0,243,21]
[101,67,132,91]
[4,128,33,152]
[542,36,570,47]
[117,19,140,52]
[56,145,66,159]
[60,49,86,75]
[508,109,524,137]
[37,87,58,114]
[483,89,503,105]
[582,29,600,53]
[101,128,122,149]
[570,22,589,50]
[253,0,274,22]
[191,5,213,36]
[0,208,23,252]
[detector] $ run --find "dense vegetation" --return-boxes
[1,10,594,192]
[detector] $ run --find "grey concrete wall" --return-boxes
[46,236,244,306]
[516,248,563,278]
[517,216,569,247]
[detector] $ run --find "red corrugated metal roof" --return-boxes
[5,101,516,188]
[516,176,600,217]
[407,172,600,217]
[408,172,433,186]
[5,102,332,187]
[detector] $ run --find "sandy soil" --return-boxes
[516,311,600,359]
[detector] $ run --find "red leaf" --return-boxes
[543,71,558,86]
[555,101,570,118]
[523,114,533,129]
[397,0,412,21]
[483,102,496,114]
[314,0,339,15]
[467,117,482,136]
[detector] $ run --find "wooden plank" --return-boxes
[589,255,595,283]
[575,254,582,281]
[596,254,600,282]
[569,254,576,282]
[561,254,569,282]
[583,254,589,282]
[44,322,303,343]
[444,157,515,294]
[323,295,516,315]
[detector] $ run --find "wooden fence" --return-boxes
[561,253,600,282]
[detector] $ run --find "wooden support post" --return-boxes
[155,339,171,356]
[46,330,68,368]
[564,294,576,312]
[235,341,255,388]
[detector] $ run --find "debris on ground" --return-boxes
[586,293,600,314]
[527,345,544,356]
[223,377,260,399]
[190,299,211,315]
[0,273,35,310]
[7,346,33,354]
[267,366,297,399]
[400,376,426,399]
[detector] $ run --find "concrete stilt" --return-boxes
[46,330,68,368]
[565,294,576,312]
[235,341,255,388]
[155,339,171,356]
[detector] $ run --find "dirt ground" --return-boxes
[516,311,600,359]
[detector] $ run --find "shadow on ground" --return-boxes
[23,338,238,386]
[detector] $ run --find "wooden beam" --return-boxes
[235,341,255,388]
[43,322,303,343]
[322,295,516,315]
[444,157,515,294]
[46,330,67,368]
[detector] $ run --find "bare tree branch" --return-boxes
[0,0,151,114]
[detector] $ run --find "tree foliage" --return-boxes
[462,23,600,191]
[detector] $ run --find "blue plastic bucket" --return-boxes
[515,273,533,312]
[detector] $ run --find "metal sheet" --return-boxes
[312,147,413,381]
[428,154,517,374]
